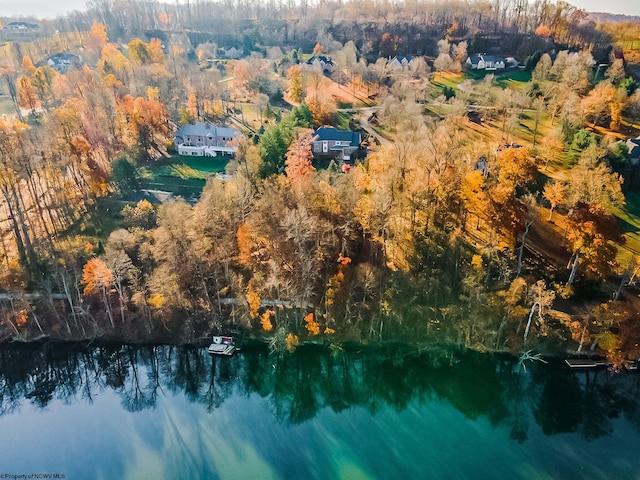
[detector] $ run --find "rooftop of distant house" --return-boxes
[175,122,241,139]
[3,21,39,29]
[314,126,360,146]
[47,53,82,63]
[306,55,333,65]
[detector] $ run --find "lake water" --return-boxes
[0,343,639,479]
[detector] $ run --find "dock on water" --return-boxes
[565,358,610,369]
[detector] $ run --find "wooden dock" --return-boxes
[565,358,609,369]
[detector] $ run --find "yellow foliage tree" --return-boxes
[285,333,299,352]
[260,310,274,331]
[87,22,109,56]
[287,65,304,103]
[246,280,261,319]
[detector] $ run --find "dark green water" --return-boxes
[0,344,639,479]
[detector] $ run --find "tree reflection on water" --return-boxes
[0,343,639,440]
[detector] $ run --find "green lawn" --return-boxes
[463,68,532,86]
[336,111,354,129]
[139,154,231,196]
[65,197,130,242]
[616,191,640,261]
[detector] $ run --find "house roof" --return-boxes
[314,127,360,146]
[389,55,413,64]
[48,53,81,64]
[6,21,39,28]
[175,122,241,139]
[468,53,505,64]
[306,55,334,66]
[627,138,640,158]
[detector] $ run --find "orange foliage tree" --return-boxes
[21,56,36,75]
[307,97,336,128]
[236,222,253,267]
[304,312,320,336]
[325,254,352,309]
[285,132,315,195]
[115,94,169,160]
[246,280,261,319]
[535,25,552,38]
[82,258,115,328]
[17,76,39,111]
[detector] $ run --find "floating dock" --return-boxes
[564,358,609,369]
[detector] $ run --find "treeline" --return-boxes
[1,1,640,361]
[2,0,608,65]
[0,343,636,440]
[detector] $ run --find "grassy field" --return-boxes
[139,154,231,197]
[615,192,640,261]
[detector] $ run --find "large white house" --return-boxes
[174,122,241,157]
[466,54,506,71]
[46,53,82,73]
[311,127,361,162]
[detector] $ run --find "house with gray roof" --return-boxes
[46,53,82,73]
[174,122,241,157]
[4,21,39,31]
[312,127,361,162]
[387,55,414,70]
[466,54,506,71]
[305,55,334,74]
[626,137,640,164]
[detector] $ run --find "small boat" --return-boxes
[208,336,236,356]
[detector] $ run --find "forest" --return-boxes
[1,0,640,365]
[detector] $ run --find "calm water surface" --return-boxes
[0,344,639,479]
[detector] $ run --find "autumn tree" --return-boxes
[127,38,152,66]
[0,118,36,268]
[31,66,57,112]
[287,65,304,103]
[581,81,621,129]
[532,53,552,82]
[121,199,156,229]
[523,280,556,343]
[542,180,565,221]
[285,132,315,196]
[307,96,336,128]
[379,32,397,58]
[565,152,624,212]
[82,257,115,328]
[86,22,109,57]
[17,76,39,112]
[104,248,135,324]
[21,56,36,76]
[605,59,626,86]
[115,94,169,161]
[565,203,620,285]
[98,43,132,85]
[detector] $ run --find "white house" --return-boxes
[174,122,241,157]
[46,53,82,73]
[387,55,414,70]
[466,54,506,71]
[305,55,334,74]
